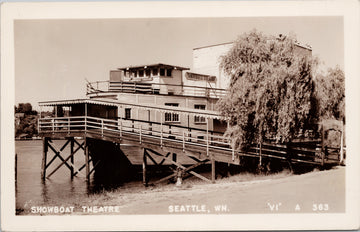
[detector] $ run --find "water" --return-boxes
[16,140,100,211]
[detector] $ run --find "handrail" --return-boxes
[38,116,231,155]
[38,115,340,164]
[86,80,227,98]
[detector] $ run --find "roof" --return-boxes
[39,98,223,119]
[38,99,119,107]
[117,63,190,71]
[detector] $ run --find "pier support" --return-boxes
[142,148,148,186]
[211,157,216,184]
[143,148,212,185]
[41,137,49,180]
[41,137,89,180]
[85,138,90,182]
[70,138,74,179]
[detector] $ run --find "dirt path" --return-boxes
[80,167,345,214]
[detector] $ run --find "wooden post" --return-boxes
[148,110,152,135]
[321,125,325,166]
[41,137,48,180]
[206,118,209,156]
[15,153,18,183]
[188,115,191,142]
[182,130,185,152]
[211,157,216,184]
[139,124,142,144]
[37,118,40,134]
[172,153,177,174]
[160,113,163,147]
[84,103,88,132]
[259,142,262,167]
[340,121,344,165]
[143,149,148,187]
[85,138,90,182]
[286,142,293,173]
[119,117,122,138]
[231,138,235,161]
[101,119,104,136]
[70,138,74,179]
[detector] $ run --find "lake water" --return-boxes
[15,140,144,212]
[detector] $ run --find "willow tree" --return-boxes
[315,66,345,121]
[217,30,318,150]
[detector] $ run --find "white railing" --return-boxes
[87,81,228,99]
[38,116,233,156]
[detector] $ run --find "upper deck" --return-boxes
[86,63,227,99]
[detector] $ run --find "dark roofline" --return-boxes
[193,41,234,50]
[117,63,190,71]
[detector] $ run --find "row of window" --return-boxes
[123,104,206,123]
[124,68,172,78]
[185,72,216,82]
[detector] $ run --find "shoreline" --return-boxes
[16,166,344,215]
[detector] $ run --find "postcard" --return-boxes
[1,1,359,231]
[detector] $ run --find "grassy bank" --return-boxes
[17,169,296,215]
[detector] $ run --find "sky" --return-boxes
[15,17,344,109]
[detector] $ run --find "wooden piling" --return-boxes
[211,157,216,184]
[143,148,148,186]
[41,137,48,180]
[70,137,74,179]
[15,153,18,183]
[85,138,90,182]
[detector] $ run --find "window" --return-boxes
[164,103,179,122]
[138,70,144,77]
[160,68,165,76]
[166,69,172,77]
[145,69,151,77]
[152,69,158,76]
[125,108,131,119]
[194,104,206,123]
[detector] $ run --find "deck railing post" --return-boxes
[160,113,163,147]
[52,119,54,133]
[206,118,209,156]
[38,118,40,134]
[340,121,344,165]
[119,117,122,138]
[182,130,185,152]
[231,139,235,161]
[139,124,142,144]
[68,117,70,134]
[189,128,191,142]
[101,119,104,137]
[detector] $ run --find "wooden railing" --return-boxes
[38,116,341,165]
[38,116,233,157]
[86,81,227,99]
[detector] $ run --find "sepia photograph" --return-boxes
[1,1,359,231]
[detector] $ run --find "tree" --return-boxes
[315,66,345,121]
[217,30,318,150]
